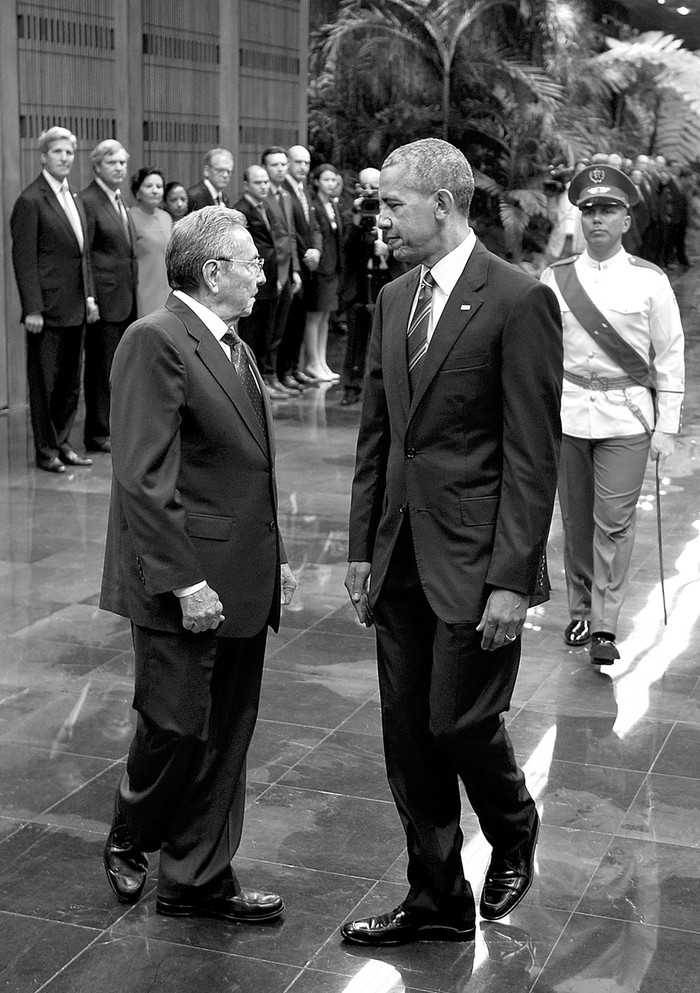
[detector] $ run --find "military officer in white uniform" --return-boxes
[542,165,684,664]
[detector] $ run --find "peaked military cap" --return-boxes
[568,165,640,209]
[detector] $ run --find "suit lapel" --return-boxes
[91,181,133,253]
[409,244,489,415]
[39,176,78,246]
[166,295,270,459]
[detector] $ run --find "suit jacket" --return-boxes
[283,176,322,278]
[349,239,563,623]
[80,181,137,323]
[100,293,285,638]
[266,186,299,285]
[187,181,231,211]
[233,195,278,302]
[310,195,343,278]
[10,173,93,326]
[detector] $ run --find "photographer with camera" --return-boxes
[340,168,406,405]
[543,164,585,266]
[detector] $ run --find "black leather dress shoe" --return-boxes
[294,370,320,387]
[37,457,66,474]
[480,812,539,921]
[86,440,111,453]
[59,450,93,467]
[103,824,148,904]
[156,888,284,922]
[281,374,305,392]
[340,905,475,946]
[563,619,591,646]
[590,633,620,665]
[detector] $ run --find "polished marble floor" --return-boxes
[2,278,700,992]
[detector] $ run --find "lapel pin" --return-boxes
[460,304,471,311]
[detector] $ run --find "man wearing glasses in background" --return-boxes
[100,206,297,923]
[188,147,235,210]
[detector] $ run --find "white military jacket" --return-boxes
[541,248,684,438]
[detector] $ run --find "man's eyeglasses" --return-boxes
[212,256,265,273]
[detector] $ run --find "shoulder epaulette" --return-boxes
[628,256,664,275]
[550,255,579,267]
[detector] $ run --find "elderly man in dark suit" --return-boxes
[100,206,297,921]
[187,148,234,211]
[10,126,98,472]
[342,139,563,946]
[80,139,138,453]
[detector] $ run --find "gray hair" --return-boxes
[39,127,77,155]
[166,206,249,291]
[204,147,234,167]
[383,138,474,216]
[91,139,129,170]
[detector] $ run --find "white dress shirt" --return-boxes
[408,228,477,344]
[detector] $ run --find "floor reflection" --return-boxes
[1,305,700,990]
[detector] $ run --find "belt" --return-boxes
[563,370,639,391]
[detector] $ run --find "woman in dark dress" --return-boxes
[303,163,343,381]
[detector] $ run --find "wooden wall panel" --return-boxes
[1,0,308,411]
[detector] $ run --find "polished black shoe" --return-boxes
[37,456,66,474]
[280,374,305,392]
[294,370,321,387]
[480,813,539,921]
[86,440,111,453]
[103,824,148,904]
[340,905,475,946]
[563,618,591,646]
[590,633,620,665]
[59,450,93,467]
[156,888,284,922]
[340,390,361,406]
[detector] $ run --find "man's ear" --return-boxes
[434,188,454,219]
[623,212,632,233]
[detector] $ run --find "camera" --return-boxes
[360,195,380,215]
[543,164,573,195]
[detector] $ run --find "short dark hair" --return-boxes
[163,181,187,201]
[166,206,248,292]
[261,146,287,165]
[130,167,164,198]
[382,138,474,216]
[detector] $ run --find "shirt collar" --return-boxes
[95,176,121,204]
[42,170,67,196]
[428,228,477,297]
[582,246,627,270]
[173,290,229,342]
[204,178,220,202]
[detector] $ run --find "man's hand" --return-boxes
[650,430,675,464]
[179,583,225,633]
[345,561,373,626]
[86,297,100,324]
[476,589,527,651]
[291,271,303,295]
[304,248,321,272]
[24,313,44,334]
[280,562,298,605]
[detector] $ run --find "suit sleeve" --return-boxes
[10,194,44,317]
[486,279,563,594]
[110,320,205,595]
[348,286,391,561]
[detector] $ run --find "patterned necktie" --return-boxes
[59,181,84,251]
[407,270,435,392]
[114,190,131,239]
[222,328,268,438]
[296,183,310,223]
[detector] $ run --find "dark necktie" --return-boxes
[407,270,435,392]
[222,328,268,438]
[258,203,271,230]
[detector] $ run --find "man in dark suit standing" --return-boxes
[342,139,563,946]
[261,146,305,392]
[10,127,98,472]
[279,144,322,385]
[234,164,288,398]
[100,206,297,922]
[80,139,138,453]
[187,148,234,211]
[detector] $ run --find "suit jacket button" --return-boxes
[399,505,404,514]
[406,448,416,459]
[269,520,276,531]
